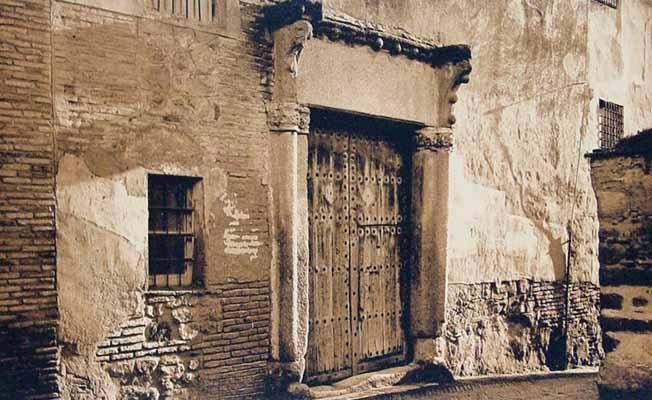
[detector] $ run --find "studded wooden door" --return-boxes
[306,111,410,384]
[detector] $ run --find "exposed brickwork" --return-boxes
[86,281,270,398]
[443,280,601,376]
[48,0,275,398]
[0,0,59,397]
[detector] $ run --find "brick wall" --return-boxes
[50,0,276,398]
[0,0,59,397]
[85,281,270,399]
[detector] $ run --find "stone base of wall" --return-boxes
[441,280,602,376]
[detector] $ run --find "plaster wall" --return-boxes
[321,0,603,374]
[588,0,652,137]
[327,0,599,285]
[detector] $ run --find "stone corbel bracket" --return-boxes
[439,59,472,128]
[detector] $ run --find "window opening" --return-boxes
[148,175,199,289]
[598,99,624,149]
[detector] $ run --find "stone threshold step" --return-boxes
[305,365,598,400]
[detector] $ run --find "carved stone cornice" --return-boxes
[267,102,310,134]
[415,127,454,151]
[263,0,471,70]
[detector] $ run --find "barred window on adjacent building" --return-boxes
[148,174,201,289]
[151,0,220,23]
[594,0,618,8]
[598,99,624,150]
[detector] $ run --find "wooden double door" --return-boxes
[306,111,410,384]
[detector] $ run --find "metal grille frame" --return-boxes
[599,99,624,150]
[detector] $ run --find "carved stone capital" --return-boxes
[267,102,310,134]
[440,59,472,127]
[415,127,453,150]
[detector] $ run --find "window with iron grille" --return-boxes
[151,0,220,23]
[594,0,618,9]
[598,99,624,149]
[148,175,201,289]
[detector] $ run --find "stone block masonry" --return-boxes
[0,0,59,397]
[589,131,652,396]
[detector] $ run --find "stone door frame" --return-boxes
[263,0,472,390]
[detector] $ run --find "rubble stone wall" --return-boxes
[0,0,59,397]
[443,280,602,376]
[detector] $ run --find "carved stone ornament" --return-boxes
[442,60,472,127]
[263,0,471,70]
[415,127,454,150]
[267,102,310,134]
[287,20,313,77]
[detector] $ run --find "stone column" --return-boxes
[410,126,453,361]
[267,19,313,394]
[268,102,310,392]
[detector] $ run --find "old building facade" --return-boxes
[1,0,651,398]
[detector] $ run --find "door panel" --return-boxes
[350,132,408,374]
[306,127,352,383]
[306,112,409,384]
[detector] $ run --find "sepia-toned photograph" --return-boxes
[1,0,651,398]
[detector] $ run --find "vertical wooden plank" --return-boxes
[333,130,350,374]
[349,132,361,375]
[306,126,354,383]
[306,130,316,378]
